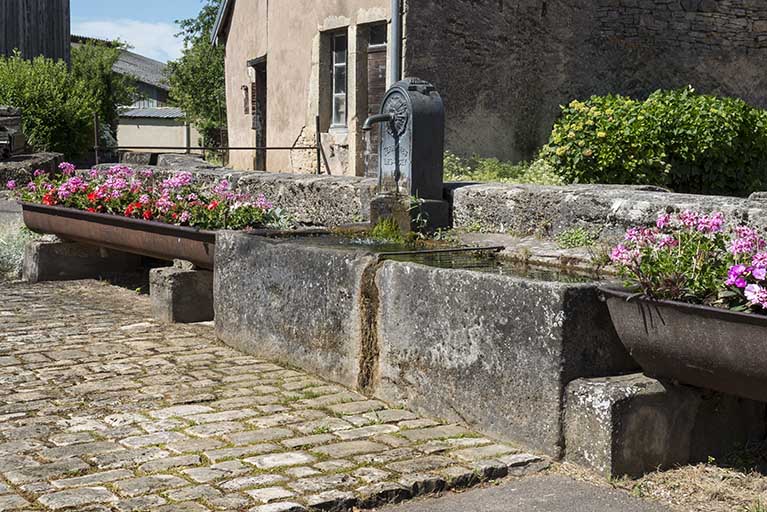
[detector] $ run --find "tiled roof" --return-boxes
[113,50,170,91]
[120,107,185,119]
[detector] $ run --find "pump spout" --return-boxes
[362,113,394,131]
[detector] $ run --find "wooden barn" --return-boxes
[0,0,71,63]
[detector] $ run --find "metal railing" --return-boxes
[96,115,332,175]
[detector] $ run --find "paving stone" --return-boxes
[205,444,280,463]
[49,432,95,446]
[186,421,246,437]
[90,447,169,469]
[220,474,287,491]
[386,456,454,474]
[294,418,353,435]
[284,466,321,478]
[362,409,417,423]
[245,451,316,469]
[450,444,517,462]
[335,424,399,441]
[166,438,225,454]
[39,441,122,461]
[312,440,388,458]
[139,454,201,473]
[183,460,249,483]
[156,502,210,511]
[354,448,419,465]
[247,486,296,503]
[353,467,391,484]
[440,465,480,489]
[249,502,306,512]
[5,457,91,484]
[113,475,188,497]
[0,483,10,494]
[227,427,294,445]
[281,434,335,449]
[115,495,167,512]
[305,490,358,510]
[314,460,356,472]
[121,431,188,448]
[38,487,118,510]
[398,473,447,496]
[188,409,259,423]
[398,424,472,442]
[165,484,222,501]
[0,494,30,510]
[52,469,134,488]
[326,400,386,415]
[150,405,214,419]
[397,419,441,430]
[357,482,412,508]
[248,414,301,428]
[207,494,251,510]
[288,474,357,494]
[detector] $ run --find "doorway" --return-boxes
[250,58,267,171]
[364,24,388,177]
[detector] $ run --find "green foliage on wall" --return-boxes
[0,52,96,157]
[541,87,767,197]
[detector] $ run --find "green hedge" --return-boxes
[540,87,767,196]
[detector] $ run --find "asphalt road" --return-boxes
[380,475,672,512]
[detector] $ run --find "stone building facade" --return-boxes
[215,0,767,175]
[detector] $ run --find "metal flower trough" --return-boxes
[22,202,216,268]
[601,287,767,403]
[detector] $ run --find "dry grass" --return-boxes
[555,444,767,512]
[0,222,35,280]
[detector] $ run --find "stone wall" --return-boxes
[403,0,767,162]
[450,182,767,241]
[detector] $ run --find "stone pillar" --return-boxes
[23,240,141,283]
[150,265,214,324]
[565,373,766,478]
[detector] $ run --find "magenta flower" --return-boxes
[754,267,767,281]
[679,210,699,229]
[5,180,16,190]
[58,162,76,176]
[745,284,763,303]
[610,244,639,266]
[33,169,45,177]
[656,213,671,229]
[726,265,747,286]
[696,212,724,234]
[754,253,767,267]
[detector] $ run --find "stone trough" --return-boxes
[214,232,637,458]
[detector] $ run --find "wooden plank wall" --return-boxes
[0,0,71,63]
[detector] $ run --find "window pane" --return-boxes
[333,95,346,126]
[369,24,387,47]
[334,66,347,94]
[333,34,347,64]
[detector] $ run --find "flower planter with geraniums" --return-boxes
[603,211,767,402]
[5,163,289,269]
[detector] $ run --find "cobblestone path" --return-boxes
[0,281,546,512]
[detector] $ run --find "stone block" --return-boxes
[565,374,767,478]
[215,232,376,389]
[149,267,214,324]
[374,261,637,457]
[23,240,141,283]
[370,194,450,233]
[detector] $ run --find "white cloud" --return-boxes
[72,19,184,62]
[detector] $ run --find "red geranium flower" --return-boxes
[87,192,97,202]
[207,200,219,211]
[42,192,56,206]
[143,210,152,220]
[87,207,96,212]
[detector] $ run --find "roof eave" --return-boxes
[211,0,234,46]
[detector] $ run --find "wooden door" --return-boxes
[365,25,388,177]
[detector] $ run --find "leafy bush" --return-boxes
[542,87,767,196]
[0,52,96,157]
[444,152,564,185]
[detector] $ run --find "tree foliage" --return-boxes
[71,41,137,135]
[0,52,95,156]
[167,0,226,147]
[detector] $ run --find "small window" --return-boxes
[369,23,387,48]
[242,85,250,115]
[331,32,348,128]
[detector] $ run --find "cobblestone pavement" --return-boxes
[0,280,547,512]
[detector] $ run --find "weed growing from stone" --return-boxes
[0,223,36,280]
[556,227,600,249]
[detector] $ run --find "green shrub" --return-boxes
[0,52,96,157]
[541,87,767,197]
[0,224,36,280]
[444,152,564,186]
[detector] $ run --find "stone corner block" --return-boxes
[564,373,766,478]
[150,266,214,324]
[23,240,141,284]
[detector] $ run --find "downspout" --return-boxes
[390,0,402,85]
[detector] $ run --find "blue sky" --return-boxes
[71,1,207,62]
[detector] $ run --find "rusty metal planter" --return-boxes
[21,202,219,269]
[601,287,767,403]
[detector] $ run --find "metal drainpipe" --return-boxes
[390,0,402,85]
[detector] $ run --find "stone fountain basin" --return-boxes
[214,232,637,457]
